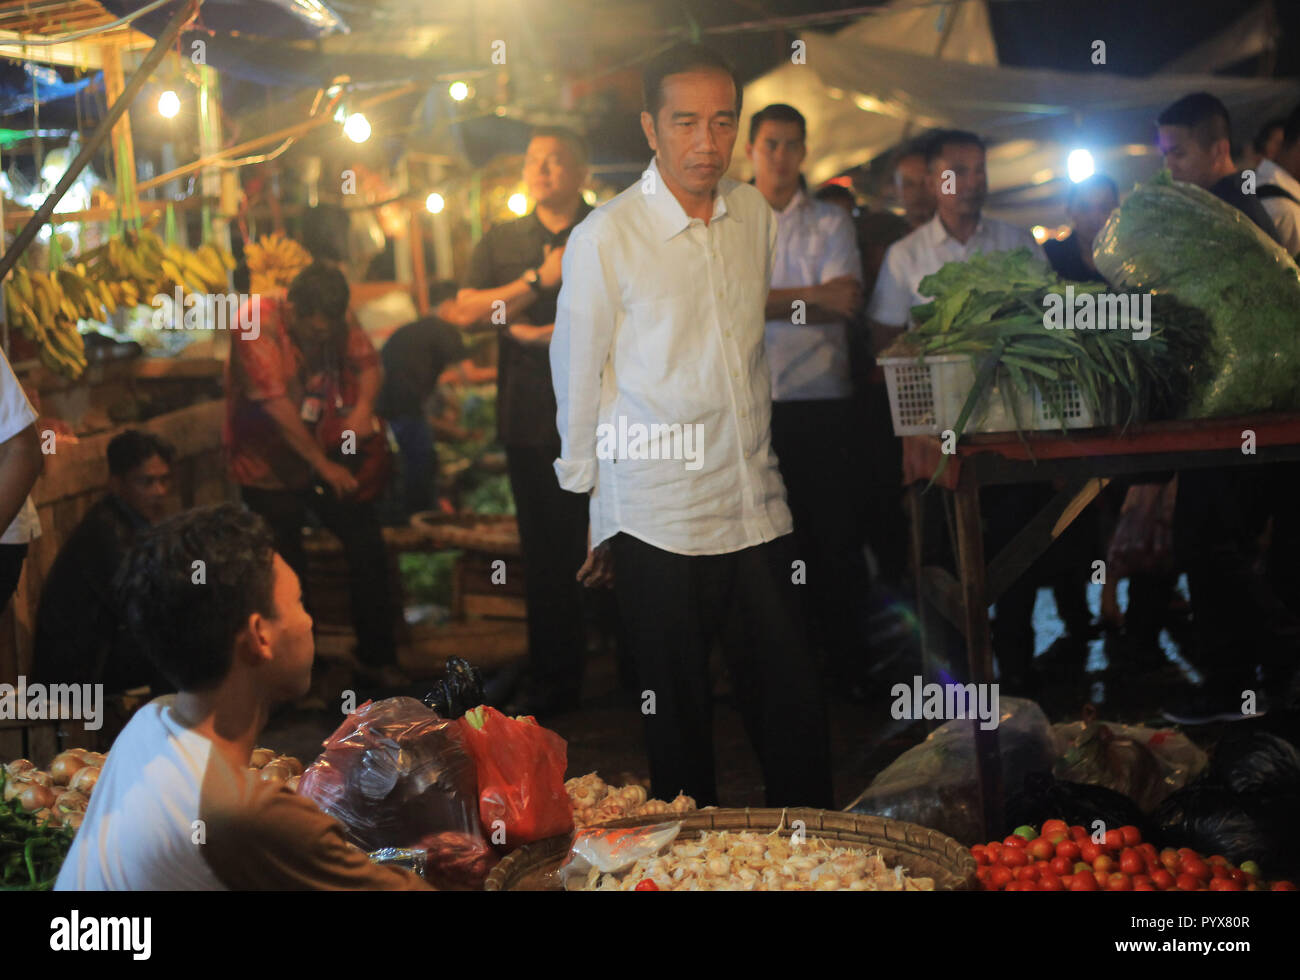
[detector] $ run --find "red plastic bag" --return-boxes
[457,705,573,850]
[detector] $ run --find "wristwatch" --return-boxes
[522,268,541,292]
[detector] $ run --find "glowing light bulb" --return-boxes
[158,90,180,118]
[343,113,372,143]
[449,81,470,102]
[426,192,445,214]
[1067,148,1095,183]
[507,193,528,216]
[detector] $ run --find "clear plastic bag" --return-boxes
[558,822,682,890]
[298,697,495,888]
[846,697,1056,845]
[1051,717,1208,813]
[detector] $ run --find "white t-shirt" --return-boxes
[764,190,863,402]
[1256,158,1300,256]
[0,347,40,545]
[867,213,1045,328]
[56,697,430,891]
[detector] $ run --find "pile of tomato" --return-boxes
[971,819,1297,891]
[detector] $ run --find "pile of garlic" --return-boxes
[584,830,937,891]
[248,747,304,791]
[565,772,695,827]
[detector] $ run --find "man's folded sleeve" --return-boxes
[551,227,618,493]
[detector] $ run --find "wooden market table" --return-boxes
[903,412,1300,841]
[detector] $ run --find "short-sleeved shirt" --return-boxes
[1254,159,1300,255]
[1209,171,1283,245]
[55,697,432,890]
[764,190,863,402]
[1044,232,1108,283]
[376,316,467,419]
[867,213,1045,328]
[224,295,380,490]
[465,204,593,448]
[0,347,40,545]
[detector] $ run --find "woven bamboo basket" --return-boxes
[410,511,521,556]
[483,808,977,891]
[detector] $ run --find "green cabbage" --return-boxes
[1093,170,1300,417]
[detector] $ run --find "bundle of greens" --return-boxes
[902,248,1210,448]
[1093,170,1300,417]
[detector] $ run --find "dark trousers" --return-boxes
[241,485,396,667]
[505,445,589,702]
[611,532,834,810]
[770,398,872,674]
[0,543,27,608]
[860,381,908,585]
[387,414,435,516]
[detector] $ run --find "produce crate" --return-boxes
[880,353,1104,437]
[483,808,977,891]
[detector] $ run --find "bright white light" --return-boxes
[582,189,597,206]
[449,81,470,102]
[507,192,528,216]
[425,192,445,214]
[343,113,372,143]
[158,90,180,118]
[1031,225,1047,243]
[1067,148,1095,183]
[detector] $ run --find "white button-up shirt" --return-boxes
[551,156,793,556]
[1257,158,1300,255]
[765,189,862,402]
[867,212,1044,328]
[0,348,40,546]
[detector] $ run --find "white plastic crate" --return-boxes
[879,353,1104,437]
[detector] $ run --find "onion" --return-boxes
[4,759,35,777]
[249,748,275,768]
[3,777,28,802]
[69,748,98,764]
[286,775,300,793]
[69,766,100,796]
[259,762,291,782]
[18,782,56,813]
[49,752,87,786]
[62,811,84,832]
[26,770,52,787]
[273,756,303,776]
[34,807,58,827]
[55,790,88,814]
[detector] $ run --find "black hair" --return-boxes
[301,204,350,264]
[642,43,742,123]
[1280,104,1300,148]
[116,503,277,692]
[1067,173,1120,209]
[288,262,351,370]
[1253,118,1286,155]
[1157,92,1232,150]
[107,429,175,477]
[893,134,934,170]
[925,129,985,166]
[814,184,856,208]
[749,103,806,144]
[529,125,589,168]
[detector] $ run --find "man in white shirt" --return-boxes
[0,347,42,607]
[867,129,1044,350]
[1253,156,1300,256]
[747,102,872,695]
[551,44,832,808]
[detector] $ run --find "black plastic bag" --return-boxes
[1006,772,1154,842]
[1208,732,1300,796]
[1153,784,1300,878]
[423,656,486,720]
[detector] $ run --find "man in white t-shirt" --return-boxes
[867,129,1044,351]
[1253,156,1300,256]
[0,346,42,607]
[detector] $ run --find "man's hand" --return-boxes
[576,539,614,588]
[317,460,359,498]
[507,324,555,347]
[813,275,864,319]
[537,243,566,290]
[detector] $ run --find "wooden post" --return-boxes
[409,205,429,314]
[99,42,137,210]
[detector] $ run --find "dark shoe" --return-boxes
[1160,688,1269,725]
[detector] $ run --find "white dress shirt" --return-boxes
[0,348,40,546]
[765,189,862,402]
[551,156,793,556]
[867,213,1045,328]
[1256,158,1300,256]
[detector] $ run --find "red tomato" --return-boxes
[1042,819,1068,844]
[1138,843,1158,861]
[1209,878,1242,891]
[1069,873,1099,891]
[1093,871,1111,889]
[1004,835,1029,849]
[1005,882,1021,892]
[1119,849,1144,876]
[1038,872,1063,891]
[1060,874,1075,889]
[1177,847,1198,859]
[1211,865,1231,880]
[1132,874,1152,887]
[1070,825,1088,842]
[635,879,659,891]
[1151,869,1175,890]
[1135,883,1157,891]
[971,844,988,866]
[1027,838,1054,861]
[1108,873,1133,891]
[1119,826,1142,847]
[1002,848,1029,869]
[976,866,993,883]
[990,866,1015,889]
[1208,855,1230,868]
[1272,881,1297,891]
[1080,841,1103,865]
[986,842,1003,864]
[1228,868,1247,884]
[1055,840,1081,862]
[1160,849,1181,873]
[1181,855,1211,881]
[1104,829,1124,851]
[1176,873,1201,891]
[1016,864,1040,883]
[1049,855,1072,876]
[1093,854,1116,875]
